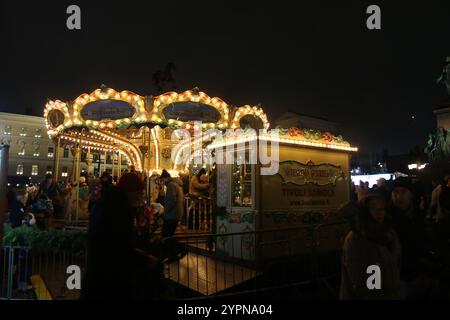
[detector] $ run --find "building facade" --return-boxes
[0,112,78,183]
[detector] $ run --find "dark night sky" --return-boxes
[1,0,449,155]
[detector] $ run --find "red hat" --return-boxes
[117,173,145,193]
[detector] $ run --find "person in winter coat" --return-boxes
[82,175,163,300]
[438,175,450,221]
[389,177,439,299]
[8,190,27,228]
[340,194,402,300]
[160,170,186,262]
[189,168,209,197]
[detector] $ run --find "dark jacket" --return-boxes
[164,178,184,221]
[389,205,430,281]
[9,199,25,228]
[340,209,402,300]
[82,187,162,299]
[40,180,60,199]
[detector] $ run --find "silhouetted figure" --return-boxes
[82,182,163,300]
[160,170,186,262]
[390,177,439,299]
[340,195,402,299]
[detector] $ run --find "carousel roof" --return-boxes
[43,87,357,172]
[44,86,269,138]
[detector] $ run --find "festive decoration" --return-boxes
[231,105,269,130]
[161,147,172,159]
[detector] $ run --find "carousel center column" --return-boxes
[103,150,107,174]
[86,146,93,175]
[118,152,122,179]
[53,137,61,182]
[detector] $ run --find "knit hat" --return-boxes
[117,172,145,193]
[160,169,171,179]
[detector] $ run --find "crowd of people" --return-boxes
[340,175,450,299]
[4,166,212,298]
[7,164,449,299]
[82,168,212,299]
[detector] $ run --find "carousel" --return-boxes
[43,86,358,241]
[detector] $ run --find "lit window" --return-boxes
[34,128,42,138]
[4,125,12,135]
[18,150,25,156]
[16,164,24,175]
[31,165,38,176]
[232,153,254,207]
[33,153,40,157]
[46,166,52,175]
[62,167,68,177]
[48,146,54,158]
[19,127,27,137]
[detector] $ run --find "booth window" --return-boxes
[232,162,253,207]
[63,148,69,158]
[16,164,24,175]
[31,165,38,176]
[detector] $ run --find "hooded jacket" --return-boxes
[340,207,402,300]
[164,178,184,221]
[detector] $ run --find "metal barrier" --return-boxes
[0,222,348,300]
[1,246,86,300]
[164,222,348,297]
[184,196,213,232]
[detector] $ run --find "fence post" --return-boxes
[311,226,318,287]
[0,144,9,246]
[6,247,14,299]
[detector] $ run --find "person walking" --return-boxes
[340,194,402,300]
[390,177,439,299]
[159,170,186,262]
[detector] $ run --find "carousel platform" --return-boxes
[165,251,258,296]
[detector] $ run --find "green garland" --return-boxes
[273,126,349,145]
[3,224,87,254]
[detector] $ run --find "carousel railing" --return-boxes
[0,246,86,300]
[164,222,348,297]
[184,196,213,233]
[0,222,348,300]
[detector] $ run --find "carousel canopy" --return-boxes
[43,86,357,172]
